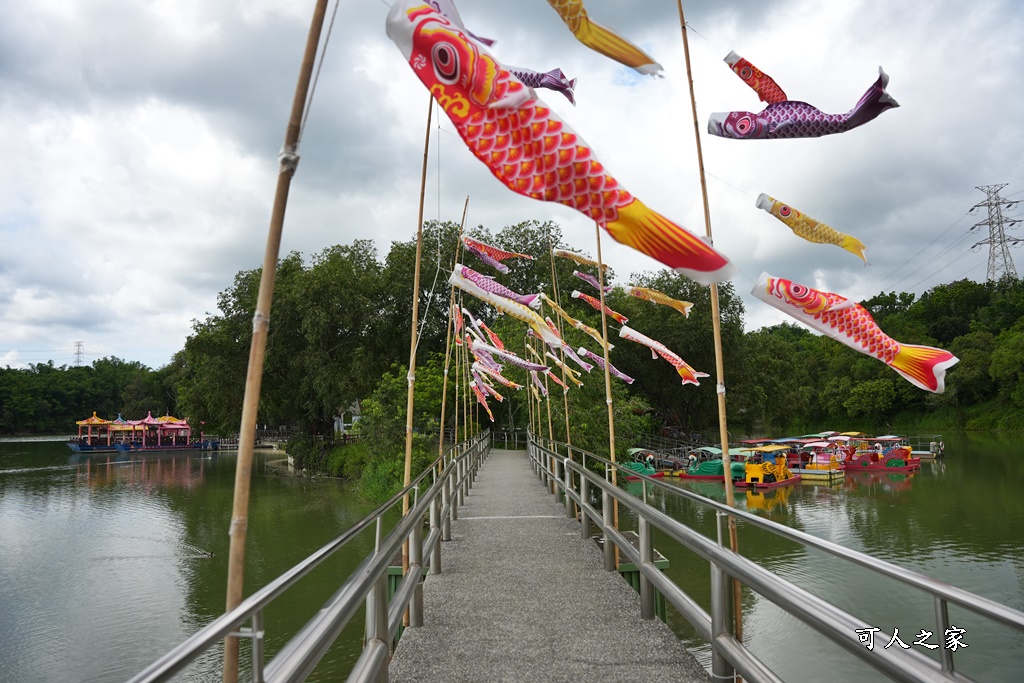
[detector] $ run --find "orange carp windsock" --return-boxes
[462,236,535,274]
[619,325,709,386]
[473,361,522,389]
[546,0,662,75]
[571,290,628,324]
[624,285,693,317]
[469,379,495,421]
[552,248,606,271]
[478,321,506,350]
[756,194,868,263]
[752,273,958,393]
[387,2,733,285]
[724,51,787,104]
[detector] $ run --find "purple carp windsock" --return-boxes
[459,306,486,343]
[578,347,634,384]
[752,273,958,393]
[461,236,535,274]
[457,263,541,308]
[624,285,693,317]
[387,2,734,285]
[450,266,561,347]
[478,321,506,351]
[709,61,899,140]
[531,370,548,397]
[469,338,549,373]
[756,194,868,263]
[619,325,709,386]
[573,270,612,293]
[724,51,787,104]
[553,248,606,271]
[544,317,594,372]
[473,369,505,402]
[546,0,662,75]
[546,350,585,386]
[473,361,522,389]
[507,66,577,105]
[571,290,628,324]
[469,380,495,422]
[541,294,612,351]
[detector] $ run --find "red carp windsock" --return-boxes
[469,379,495,422]
[456,263,541,309]
[624,285,693,317]
[387,1,733,285]
[752,273,958,393]
[478,321,506,351]
[473,361,522,389]
[546,0,662,75]
[461,236,535,274]
[571,290,628,324]
[619,325,709,386]
[756,194,868,263]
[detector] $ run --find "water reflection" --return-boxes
[72,453,209,492]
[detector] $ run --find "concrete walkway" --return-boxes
[388,448,709,682]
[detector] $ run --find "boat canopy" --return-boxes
[690,446,749,457]
[76,412,111,426]
[739,444,791,453]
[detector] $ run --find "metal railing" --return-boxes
[128,432,490,683]
[529,434,1024,683]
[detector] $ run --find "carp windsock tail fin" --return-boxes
[889,344,959,393]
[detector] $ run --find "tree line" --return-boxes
[4,220,1023,447]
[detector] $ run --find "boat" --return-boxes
[907,434,944,460]
[622,461,664,481]
[675,446,748,481]
[115,412,219,453]
[843,436,918,472]
[68,412,120,453]
[734,448,800,489]
[626,447,687,475]
[790,449,845,484]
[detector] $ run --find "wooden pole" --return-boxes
[677,0,743,647]
[593,224,619,559]
[438,197,470,461]
[547,234,573,447]
[222,2,329,680]
[402,95,434,585]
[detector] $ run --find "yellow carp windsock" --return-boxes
[546,350,584,387]
[450,265,562,347]
[387,2,733,285]
[546,0,662,75]
[624,285,693,317]
[552,248,607,271]
[752,273,958,393]
[541,293,612,351]
[544,317,594,372]
[756,194,868,263]
[571,290,628,324]
[619,325,709,386]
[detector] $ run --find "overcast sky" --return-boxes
[2,0,1022,371]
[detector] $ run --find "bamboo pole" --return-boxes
[402,95,434,585]
[222,2,329,680]
[677,0,743,647]
[437,197,470,462]
[593,224,619,559]
[547,234,573,447]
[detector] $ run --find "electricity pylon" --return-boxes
[970,184,1022,280]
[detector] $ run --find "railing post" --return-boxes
[580,466,590,540]
[457,459,465,508]
[409,515,423,627]
[430,494,442,572]
[935,596,954,672]
[448,461,458,524]
[602,482,614,571]
[710,511,735,681]
[564,458,573,518]
[251,609,265,683]
[639,515,654,620]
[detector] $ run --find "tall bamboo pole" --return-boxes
[401,95,434,581]
[593,224,619,551]
[677,0,743,646]
[547,234,573,446]
[222,2,328,680]
[438,197,470,460]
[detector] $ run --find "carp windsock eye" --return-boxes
[432,42,459,84]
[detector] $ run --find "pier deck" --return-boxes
[388,448,708,682]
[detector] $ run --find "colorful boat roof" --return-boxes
[739,444,791,453]
[76,412,111,426]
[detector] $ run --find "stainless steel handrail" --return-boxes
[529,434,1024,683]
[128,432,490,683]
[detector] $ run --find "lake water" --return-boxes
[1,433,1022,682]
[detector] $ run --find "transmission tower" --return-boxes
[73,341,84,367]
[970,184,1022,280]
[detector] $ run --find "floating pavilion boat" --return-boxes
[67,412,120,453]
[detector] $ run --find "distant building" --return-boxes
[334,400,362,435]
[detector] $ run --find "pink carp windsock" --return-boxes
[553,248,606,271]
[756,194,868,263]
[452,303,465,344]
[546,350,584,387]
[469,338,549,373]
[478,321,506,350]
[462,236,535,274]
[724,51,787,104]
[473,361,522,389]
[468,380,495,422]
[752,273,958,393]
[450,266,562,347]
[709,58,899,140]
[546,0,662,75]
[543,317,594,372]
[387,2,733,285]
[571,290,628,324]
[619,325,709,386]
[578,347,634,384]
[573,270,612,293]
[624,285,693,317]
[457,263,541,308]
[541,294,612,351]
[472,368,505,402]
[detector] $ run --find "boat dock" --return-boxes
[387,448,709,682]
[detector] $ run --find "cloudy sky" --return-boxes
[2,0,1022,371]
